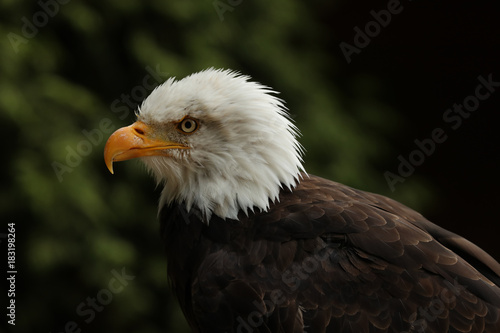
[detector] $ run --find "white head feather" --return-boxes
[136,68,305,221]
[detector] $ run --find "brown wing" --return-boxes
[161,174,500,332]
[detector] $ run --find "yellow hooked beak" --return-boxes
[104,121,188,174]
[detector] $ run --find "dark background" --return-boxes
[1,0,499,332]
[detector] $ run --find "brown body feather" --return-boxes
[160,174,500,332]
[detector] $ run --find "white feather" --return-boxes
[136,68,305,222]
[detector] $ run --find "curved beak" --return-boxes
[104,121,188,174]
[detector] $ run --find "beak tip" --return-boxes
[105,159,115,174]
[104,151,115,174]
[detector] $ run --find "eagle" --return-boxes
[104,68,500,332]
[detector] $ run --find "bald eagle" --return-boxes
[104,69,500,332]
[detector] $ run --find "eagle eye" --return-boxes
[177,117,199,134]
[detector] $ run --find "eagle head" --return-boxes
[104,68,304,221]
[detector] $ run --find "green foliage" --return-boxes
[0,0,430,332]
